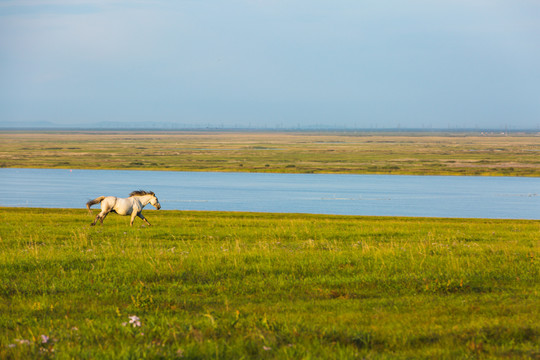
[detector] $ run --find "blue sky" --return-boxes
[1,0,539,129]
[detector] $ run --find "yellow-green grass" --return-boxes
[1,208,538,359]
[1,131,539,176]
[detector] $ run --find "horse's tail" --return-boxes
[86,196,106,213]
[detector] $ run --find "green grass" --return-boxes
[1,208,538,359]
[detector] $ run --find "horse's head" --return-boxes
[150,194,161,210]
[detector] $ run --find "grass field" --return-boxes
[1,131,539,176]
[1,208,538,359]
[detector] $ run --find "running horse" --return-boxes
[86,190,161,226]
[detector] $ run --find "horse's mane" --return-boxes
[129,190,155,197]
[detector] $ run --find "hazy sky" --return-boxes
[1,0,539,129]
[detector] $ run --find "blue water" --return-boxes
[1,168,539,219]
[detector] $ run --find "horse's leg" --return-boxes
[93,200,114,226]
[137,212,151,226]
[91,213,100,226]
[130,212,138,226]
[99,211,110,224]
[91,211,108,226]
[91,211,105,226]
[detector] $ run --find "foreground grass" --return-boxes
[1,131,539,176]
[0,208,538,359]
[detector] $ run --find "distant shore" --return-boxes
[1,130,539,177]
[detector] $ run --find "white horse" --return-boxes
[86,190,161,226]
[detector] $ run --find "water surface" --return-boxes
[1,168,538,219]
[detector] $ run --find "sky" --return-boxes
[1,0,539,130]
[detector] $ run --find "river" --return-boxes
[1,168,538,219]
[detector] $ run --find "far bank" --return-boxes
[1,130,539,176]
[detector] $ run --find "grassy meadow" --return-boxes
[0,131,539,176]
[1,208,538,359]
[1,130,538,358]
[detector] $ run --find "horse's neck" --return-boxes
[136,195,152,206]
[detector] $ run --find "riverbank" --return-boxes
[1,208,538,358]
[1,131,539,176]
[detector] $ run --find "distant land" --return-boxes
[0,120,538,133]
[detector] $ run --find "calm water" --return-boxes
[1,168,539,219]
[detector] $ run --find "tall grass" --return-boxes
[1,208,538,358]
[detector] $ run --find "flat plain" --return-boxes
[1,130,539,359]
[0,208,538,359]
[1,131,539,176]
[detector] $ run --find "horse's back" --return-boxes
[114,197,138,216]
